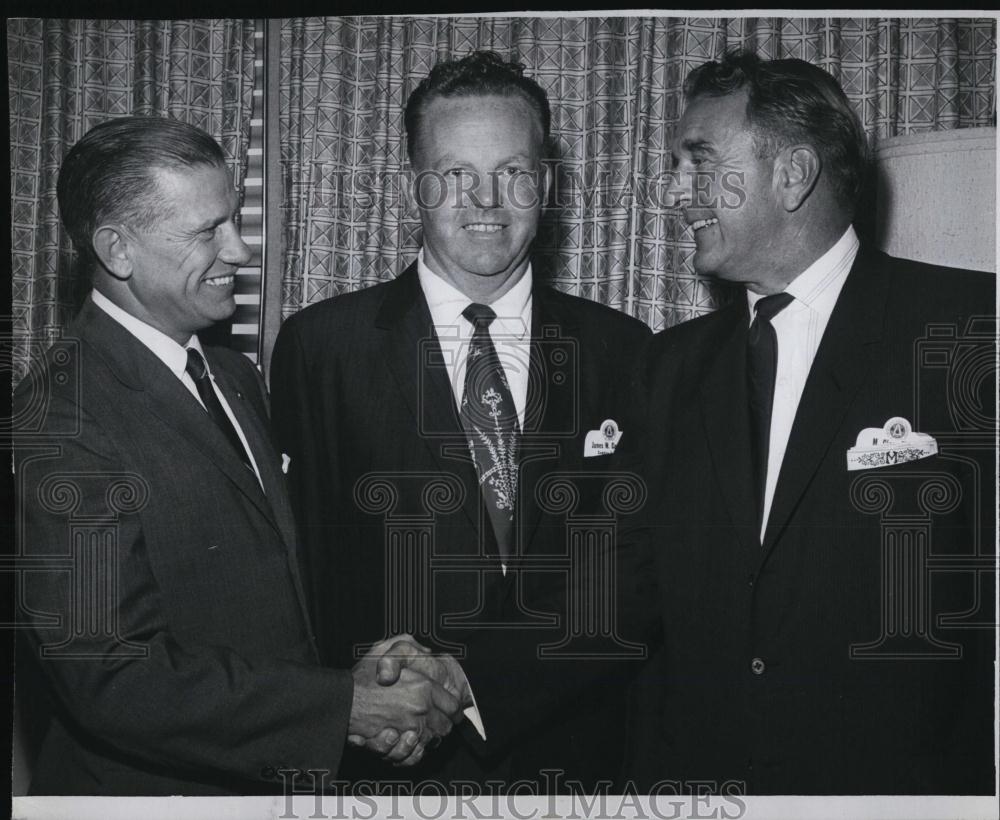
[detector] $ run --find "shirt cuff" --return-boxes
[461,672,487,740]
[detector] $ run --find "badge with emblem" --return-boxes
[846,416,938,471]
[584,418,623,457]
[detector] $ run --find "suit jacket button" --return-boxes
[750,657,765,675]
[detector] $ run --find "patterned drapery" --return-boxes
[8,18,256,380]
[278,16,996,330]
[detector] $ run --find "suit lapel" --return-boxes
[209,357,315,645]
[518,288,577,555]
[376,265,484,536]
[78,300,283,538]
[698,299,760,553]
[209,360,296,549]
[760,249,889,560]
[142,365,280,530]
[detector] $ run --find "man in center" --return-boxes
[270,51,650,787]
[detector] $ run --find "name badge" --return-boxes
[584,418,623,458]
[846,416,937,471]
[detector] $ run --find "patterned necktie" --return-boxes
[460,303,520,563]
[185,348,254,472]
[747,292,795,528]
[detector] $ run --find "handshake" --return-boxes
[348,635,472,766]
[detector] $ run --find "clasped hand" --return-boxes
[348,635,470,766]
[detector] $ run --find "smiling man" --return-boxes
[13,116,462,795]
[628,51,995,793]
[270,52,651,789]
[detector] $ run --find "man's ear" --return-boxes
[775,144,821,212]
[92,225,134,281]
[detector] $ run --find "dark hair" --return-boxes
[403,50,551,163]
[56,116,227,266]
[684,51,868,210]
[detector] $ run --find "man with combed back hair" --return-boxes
[13,116,461,795]
[629,51,994,793]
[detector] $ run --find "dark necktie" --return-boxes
[185,348,254,472]
[747,292,794,528]
[460,303,520,563]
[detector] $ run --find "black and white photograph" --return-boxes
[4,10,998,820]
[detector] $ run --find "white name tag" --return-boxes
[584,418,623,458]
[846,416,938,471]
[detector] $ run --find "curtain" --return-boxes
[278,16,996,330]
[7,18,256,380]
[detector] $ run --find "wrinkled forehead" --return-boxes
[149,159,232,188]
[673,90,751,151]
[139,162,239,227]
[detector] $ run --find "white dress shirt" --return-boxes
[416,249,532,430]
[747,226,860,541]
[91,289,263,488]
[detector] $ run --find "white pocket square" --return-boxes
[584,418,623,458]
[281,453,291,474]
[846,416,937,471]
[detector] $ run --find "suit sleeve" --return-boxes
[15,371,354,787]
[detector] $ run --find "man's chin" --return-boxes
[692,251,739,283]
[202,302,238,326]
[459,256,530,280]
[690,250,718,277]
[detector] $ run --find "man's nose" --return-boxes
[468,171,501,209]
[219,223,252,266]
[666,168,695,210]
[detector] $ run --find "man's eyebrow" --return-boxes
[188,213,229,233]
[495,153,532,165]
[680,138,715,154]
[428,154,470,168]
[671,138,716,168]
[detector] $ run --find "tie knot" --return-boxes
[753,292,794,323]
[185,347,209,381]
[462,303,497,329]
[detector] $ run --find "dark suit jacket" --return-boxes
[270,263,651,789]
[453,249,996,795]
[625,248,996,793]
[13,297,354,795]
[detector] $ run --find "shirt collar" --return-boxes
[90,288,203,379]
[747,225,859,318]
[416,248,532,340]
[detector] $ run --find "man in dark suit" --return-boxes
[624,52,995,794]
[387,51,997,796]
[270,51,651,787]
[12,116,461,795]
